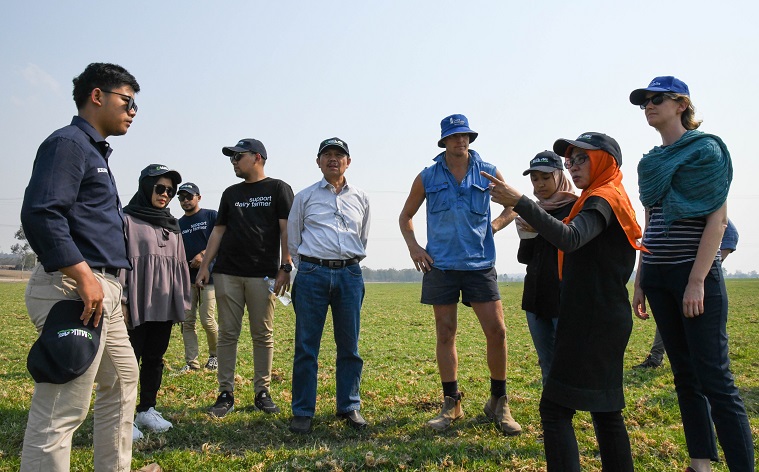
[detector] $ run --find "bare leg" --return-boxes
[470,300,507,380]
[433,304,458,382]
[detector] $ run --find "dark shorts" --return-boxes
[421,267,500,306]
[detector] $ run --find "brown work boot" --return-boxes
[426,394,464,431]
[484,394,522,436]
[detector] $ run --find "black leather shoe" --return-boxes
[289,416,312,434]
[633,354,663,369]
[337,410,368,430]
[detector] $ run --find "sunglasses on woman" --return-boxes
[639,93,676,109]
[153,184,175,198]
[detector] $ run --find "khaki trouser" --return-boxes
[182,284,218,369]
[214,274,275,394]
[21,265,139,472]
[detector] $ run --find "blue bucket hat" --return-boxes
[629,76,690,106]
[438,114,478,148]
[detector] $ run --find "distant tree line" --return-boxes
[356,267,525,283]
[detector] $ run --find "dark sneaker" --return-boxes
[255,390,280,414]
[633,355,663,369]
[179,364,200,374]
[209,391,234,418]
[204,356,218,371]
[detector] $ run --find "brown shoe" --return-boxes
[484,395,522,436]
[426,395,463,431]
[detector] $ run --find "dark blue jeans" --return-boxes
[525,311,558,385]
[291,261,365,417]
[641,261,754,471]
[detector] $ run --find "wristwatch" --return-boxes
[280,263,293,273]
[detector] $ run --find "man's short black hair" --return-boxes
[72,63,140,110]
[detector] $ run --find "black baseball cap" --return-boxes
[139,164,182,187]
[523,151,564,176]
[27,299,103,384]
[553,132,622,166]
[178,182,200,195]
[222,138,268,160]
[318,137,350,156]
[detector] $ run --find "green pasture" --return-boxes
[0,281,756,471]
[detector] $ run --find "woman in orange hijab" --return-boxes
[483,132,644,472]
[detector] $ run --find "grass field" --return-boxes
[0,281,756,471]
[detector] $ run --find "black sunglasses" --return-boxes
[229,151,264,163]
[153,184,175,198]
[564,153,589,169]
[177,193,195,202]
[639,93,676,110]
[102,90,138,112]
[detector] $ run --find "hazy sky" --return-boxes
[1,1,757,275]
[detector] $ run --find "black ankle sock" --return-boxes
[442,380,459,399]
[490,378,506,398]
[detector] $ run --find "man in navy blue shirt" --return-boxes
[20,63,141,471]
[178,182,219,373]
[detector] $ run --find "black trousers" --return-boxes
[540,396,633,472]
[128,321,174,412]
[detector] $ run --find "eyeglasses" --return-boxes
[102,90,138,112]
[564,153,589,169]
[639,93,676,109]
[153,184,175,198]
[177,193,195,202]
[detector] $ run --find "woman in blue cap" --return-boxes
[630,77,753,472]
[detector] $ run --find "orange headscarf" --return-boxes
[558,149,646,279]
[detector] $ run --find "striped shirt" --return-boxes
[642,205,717,265]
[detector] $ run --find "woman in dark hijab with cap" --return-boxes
[121,164,190,441]
[516,151,577,385]
[483,132,644,472]
[630,77,753,472]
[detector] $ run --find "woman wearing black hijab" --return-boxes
[121,164,190,441]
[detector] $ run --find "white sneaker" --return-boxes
[133,424,144,441]
[135,407,173,433]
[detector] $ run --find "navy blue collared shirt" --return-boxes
[21,116,129,272]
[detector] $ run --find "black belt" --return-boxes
[300,255,360,269]
[92,267,120,277]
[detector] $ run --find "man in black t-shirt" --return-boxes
[197,138,294,418]
[178,182,219,373]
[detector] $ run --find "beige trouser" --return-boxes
[21,265,139,472]
[182,284,218,369]
[214,274,275,394]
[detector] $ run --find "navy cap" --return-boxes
[438,114,478,148]
[27,300,102,384]
[178,182,200,195]
[629,76,690,106]
[553,132,623,166]
[318,137,350,156]
[523,151,564,176]
[222,138,268,160]
[139,164,181,186]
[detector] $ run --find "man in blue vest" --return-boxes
[399,114,521,435]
